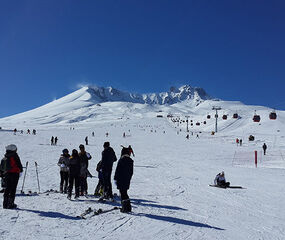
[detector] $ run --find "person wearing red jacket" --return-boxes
[0,144,23,209]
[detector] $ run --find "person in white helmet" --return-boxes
[0,144,23,209]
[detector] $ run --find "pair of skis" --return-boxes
[21,161,40,194]
[77,206,120,219]
[209,184,245,189]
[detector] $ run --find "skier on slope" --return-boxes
[0,144,23,209]
[57,149,70,193]
[66,149,81,200]
[100,142,117,201]
[262,143,267,155]
[114,147,134,212]
[214,171,230,188]
[78,144,92,196]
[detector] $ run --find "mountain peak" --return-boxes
[82,85,211,105]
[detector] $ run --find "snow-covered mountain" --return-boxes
[84,85,212,105]
[0,84,284,133]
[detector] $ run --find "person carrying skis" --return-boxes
[262,143,267,155]
[66,149,81,200]
[57,149,70,193]
[0,144,23,209]
[94,160,104,197]
[100,142,117,200]
[114,147,134,212]
[78,144,92,195]
[214,171,230,188]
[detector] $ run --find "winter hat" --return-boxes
[103,142,110,148]
[121,147,129,156]
[62,149,69,154]
[79,144,84,149]
[6,144,17,152]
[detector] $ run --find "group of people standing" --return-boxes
[58,142,134,212]
[58,144,92,199]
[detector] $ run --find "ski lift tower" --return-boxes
[185,116,190,132]
[212,106,221,133]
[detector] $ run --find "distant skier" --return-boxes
[57,149,70,193]
[100,142,117,200]
[214,171,230,188]
[114,147,134,213]
[85,136,88,145]
[0,144,23,209]
[106,132,109,137]
[263,143,267,155]
[236,138,239,146]
[92,132,95,137]
[54,137,58,145]
[32,129,36,135]
[66,149,81,200]
[186,134,189,139]
[51,136,54,145]
[13,129,17,135]
[27,129,30,134]
[123,132,126,138]
[78,144,92,195]
[239,139,242,146]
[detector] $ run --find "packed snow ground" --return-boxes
[0,115,285,240]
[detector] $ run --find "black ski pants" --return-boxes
[3,173,19,208]
[102,171,113,199]
[80,177,88,194]
[68,174,80,197]
[60,171,69,192]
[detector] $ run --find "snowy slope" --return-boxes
[0,116,284,240]
[0,86,285,239]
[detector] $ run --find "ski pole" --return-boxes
[35,162,40,193]
[21,161,28,193]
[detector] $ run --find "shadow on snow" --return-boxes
[136,213,225,230]
[131,198,187,211]
[18,208,79,220]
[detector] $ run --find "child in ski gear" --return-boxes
[58,149,70,193]
[214,171,230,188]
[100,142,117,200]
[78,144,92,195]
[0,144,23,209]
[114,147,134,213]
[94,160,104,196]
[262,143,267,155]
[66,149,81,199]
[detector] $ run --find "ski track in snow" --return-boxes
[0,113,285,239]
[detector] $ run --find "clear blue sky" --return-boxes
[1,0,285,117]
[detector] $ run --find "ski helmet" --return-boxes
[62,149,69,154]
[6,144,17,152]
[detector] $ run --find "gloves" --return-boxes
[60,164,66,168]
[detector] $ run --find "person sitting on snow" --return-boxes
[214,171,230,188]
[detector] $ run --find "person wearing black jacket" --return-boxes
[66,149,81,199]
[100,142,117,200]
[114,147,134,212]
[78,144,92,195]
[0,144,23,209]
